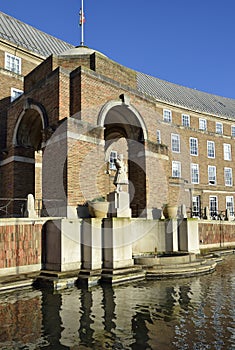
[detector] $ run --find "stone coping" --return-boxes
[134,252,196,265]
[0,217,64,225]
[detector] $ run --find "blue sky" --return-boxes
[1,0,235,99]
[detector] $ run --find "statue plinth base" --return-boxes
[108,191,132,218]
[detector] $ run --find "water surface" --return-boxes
[0,255,235,349]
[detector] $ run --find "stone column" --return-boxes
[102,218,133,269]
[81,218,102,270]
[178,219,200,253]
[165,219,178,252]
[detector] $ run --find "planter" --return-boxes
[77,205,90,218]
[88,201,109,218]
[163,205,178,219]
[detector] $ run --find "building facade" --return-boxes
[1,11,235,220]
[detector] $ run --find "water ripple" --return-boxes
[1,256,235,349]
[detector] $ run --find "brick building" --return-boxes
[1,11,235,220]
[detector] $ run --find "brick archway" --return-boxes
[13,99,48,149]
[100,101,147,218]
[97,98,148,141]
[11,100,48,212]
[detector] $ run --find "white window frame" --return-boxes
[231,125,235,137]
[199,118,207,131]
[224,167,233,186]
[207,141,215,158]
[171,133,180,153]
[216,122,223,134]
[208,165,216,185]
[163,109,172,123]
[209,196,218,217]
[156,130,161,144]
[226,196,234,215]
[223,143,232,161]
[191,163,199,184]
[11,88,23,102]
[192,195,200,217]
[172,161,181,178]
[5,52,21,74]
[190,137,198,156]
[109,150,117,170]
[182,114,190,127]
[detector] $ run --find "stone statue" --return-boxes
[24,193,37,218]
[113,154,128,192]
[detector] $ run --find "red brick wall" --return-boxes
[199,221,235,246]
[70,68,81,117]
[6,68,68,148]
[57,54,92,71]
[0,68,23,151]
[0,222,42,269]
[67,139,106,206]
[24,55,53,93]
[94,53,137,89]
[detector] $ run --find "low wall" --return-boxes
[1,217,235,278]
[131,219,166,254]
[0,218,46,276]
[131,219,197,254]
[199,220,235,250]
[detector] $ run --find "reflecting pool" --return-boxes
[0,255,235,349]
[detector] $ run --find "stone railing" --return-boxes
[0,198,27,218]
[190,207,234,221]
[0,196,66,218]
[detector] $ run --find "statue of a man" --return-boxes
[113,154,128,192]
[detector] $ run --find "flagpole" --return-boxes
[80,0,84,46]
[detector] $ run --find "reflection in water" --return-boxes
[0,255,235,349]
[41,290,69,349]
[102,284,117,349]
[131,307,152,350]
[78,287,94,347]
[0,290,43,349]
[102,284,116,334]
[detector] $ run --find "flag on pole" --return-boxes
[79,8,85,26]
[79,0,85,46]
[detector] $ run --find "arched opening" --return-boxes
[100,102,147,218]
[13,103,47,212]
[16,109,43,150]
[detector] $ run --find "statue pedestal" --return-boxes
[108,191,132,218]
